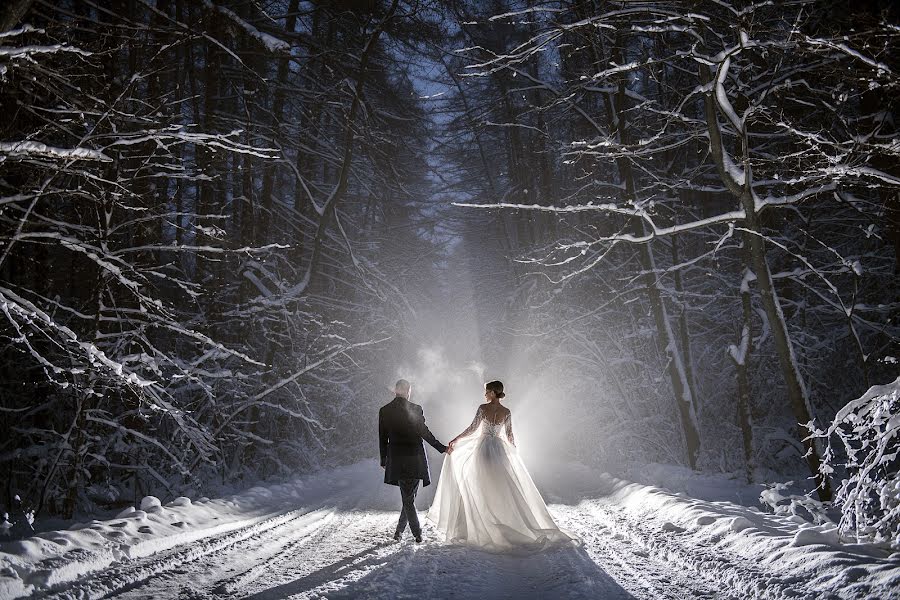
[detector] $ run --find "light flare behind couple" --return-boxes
[378,379,579,553]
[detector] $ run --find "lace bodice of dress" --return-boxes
[458,404,515,445]
[482,419,506,438]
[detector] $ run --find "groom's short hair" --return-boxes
[395,379,411,395]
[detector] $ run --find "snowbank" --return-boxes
[0,462,370,599]
[589,472,900,599]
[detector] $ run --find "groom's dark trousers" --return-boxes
[379,396,447,538]
[396,479,420,536]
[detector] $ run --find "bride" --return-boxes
[426,380,578,552]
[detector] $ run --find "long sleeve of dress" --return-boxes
[457,405,483,439]
[505,412,516,446]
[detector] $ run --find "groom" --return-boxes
[379,379,447,542]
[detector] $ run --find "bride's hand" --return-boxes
[447,439,457,454]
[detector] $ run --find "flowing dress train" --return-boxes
[426,405,579,553]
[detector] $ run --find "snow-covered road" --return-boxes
[32,481,717,599]
[4,461,899,600]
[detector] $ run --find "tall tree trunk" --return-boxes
[670,233,700,407]
[701,61,831,500]
[604,33,701,468]
[730,258,756,483]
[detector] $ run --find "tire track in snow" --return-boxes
[234,510,405,599]
[578,500,812,600]
[225,487,414,598]
[36,506,335,600]
[262,510,649,599]
[557,502,727,600]
[208,509,338,596]
[33,475,378,599]
[109,483,382,599]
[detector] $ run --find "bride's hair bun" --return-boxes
[485,380,505,398]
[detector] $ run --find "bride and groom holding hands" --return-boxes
[378,379,578,552]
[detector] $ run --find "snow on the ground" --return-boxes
[0,464,365,599]
[1,460,899,600]
[585,472,900,599]
[623,462,766,506]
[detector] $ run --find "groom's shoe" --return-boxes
[414,535,422,543]
[393,530,402,541]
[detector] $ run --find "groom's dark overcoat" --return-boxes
[379,396,447,486]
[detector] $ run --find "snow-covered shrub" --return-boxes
[818,377,900,546]
[759,481,833,526]
[2,496,35,540]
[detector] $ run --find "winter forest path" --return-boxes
[32,464,727,600]
[18,461,899,600]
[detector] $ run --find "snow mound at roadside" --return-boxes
[0,462,371,599]
[592,472,900,599]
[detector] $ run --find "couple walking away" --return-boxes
[378,379,578,553]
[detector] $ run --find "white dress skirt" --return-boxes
[426,406,579,553]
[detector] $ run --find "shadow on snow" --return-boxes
[242,538,636,600]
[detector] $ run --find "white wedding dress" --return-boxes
[426,404,579,553]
